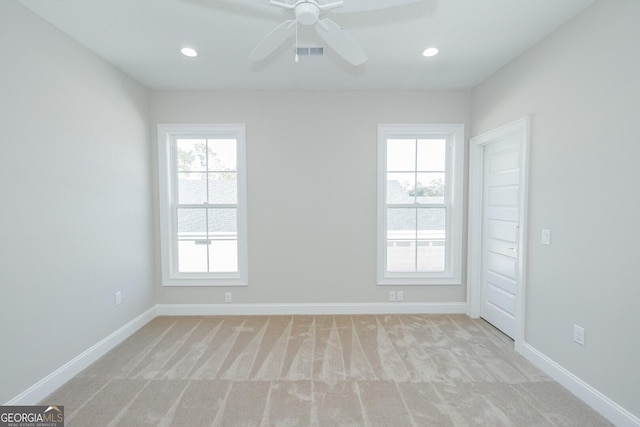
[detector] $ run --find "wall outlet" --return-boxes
[115,291,122,306]
[397,291,404,302]
[388,291,396,302]
[573,324,585,346]
[224,292,232,303]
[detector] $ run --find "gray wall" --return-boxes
[471,0,640,417]
[0,2,155,403]
[151,90,471,305]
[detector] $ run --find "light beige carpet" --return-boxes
[42,314,611,426]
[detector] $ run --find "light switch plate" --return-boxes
[542,229,551,245]
[573,325,585,346]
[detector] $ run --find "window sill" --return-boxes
[162,278,248,287]
[377,276,461,286]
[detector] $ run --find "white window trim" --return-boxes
[157,123,248,286]
[377,124,464,286]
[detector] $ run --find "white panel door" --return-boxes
[481,137,522,338]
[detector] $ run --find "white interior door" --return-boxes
[480,137,522,339]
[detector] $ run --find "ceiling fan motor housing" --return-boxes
[295,2,320,25]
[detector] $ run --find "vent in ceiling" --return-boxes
[295,46,324,57]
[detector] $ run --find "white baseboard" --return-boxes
[156,302,467,316]
[6,306,157,406]
[521,342,640,427]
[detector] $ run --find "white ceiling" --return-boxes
[19,0,595,90]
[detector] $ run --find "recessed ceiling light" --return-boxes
[181,47,198,58]
[422,47,439,57]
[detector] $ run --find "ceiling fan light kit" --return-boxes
[249,0,424,66]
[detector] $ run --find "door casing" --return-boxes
[467,116,530,353]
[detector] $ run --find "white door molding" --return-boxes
[467,116,530,353]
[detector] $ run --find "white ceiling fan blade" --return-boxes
[182,0,283,20]
[333,0,425,13]
[315,18,367,65]
[249,20,296,61]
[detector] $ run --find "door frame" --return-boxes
[467,116,530,353]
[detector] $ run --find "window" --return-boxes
[378,124,464,285]
[158,124,248,286]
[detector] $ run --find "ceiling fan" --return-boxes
[249,0,425,66]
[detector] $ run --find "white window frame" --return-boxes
[377,124,464,286]
[157,123,248,286]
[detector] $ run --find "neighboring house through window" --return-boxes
[378,124,464,285]
[157,124,248,286]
